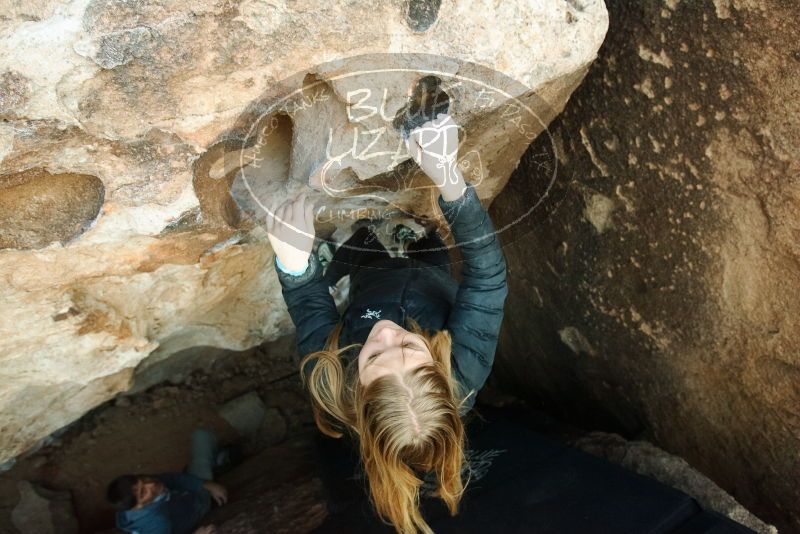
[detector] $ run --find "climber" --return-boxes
[267,113,508,534]
[106,428,229,534]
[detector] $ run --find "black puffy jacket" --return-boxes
[275,184,508,412]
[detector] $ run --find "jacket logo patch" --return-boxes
[361,308,382,320]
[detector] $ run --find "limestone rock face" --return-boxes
[0,1,607,462]
[491,0,800,530]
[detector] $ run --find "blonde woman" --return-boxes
[266,114,508,533]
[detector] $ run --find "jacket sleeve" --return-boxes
[275,252,340,359]
[158,473,203,493]
[439,184,508,409]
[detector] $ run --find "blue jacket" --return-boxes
[276,184,508,411]
[116,474,211,534]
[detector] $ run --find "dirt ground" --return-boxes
[0,335,313,533]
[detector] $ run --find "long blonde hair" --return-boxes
[300,320,467,534]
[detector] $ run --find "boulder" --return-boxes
[10,481,78,534]
[491,0,800,530]
[218,391,267,438]
[0,0,607,464]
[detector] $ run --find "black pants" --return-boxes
[323,227,450,285]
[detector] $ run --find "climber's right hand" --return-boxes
[193,525,217,534]
[266,193,316,274]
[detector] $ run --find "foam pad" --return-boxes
[312,408,755,534]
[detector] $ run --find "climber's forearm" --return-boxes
[277,254,340,355]
[438,167,467,202]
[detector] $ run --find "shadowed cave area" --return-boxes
[1,1,798,534]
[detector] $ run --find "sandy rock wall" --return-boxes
[490,0,799,530]
[0,1,607,463]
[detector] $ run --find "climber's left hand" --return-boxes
[266,193,316,273]
[405,113,466,201]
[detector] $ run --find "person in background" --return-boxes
[106,428,229,534]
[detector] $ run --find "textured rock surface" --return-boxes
[490,0,799,531]
[207,434,328,534]
[0,0,607,466]
[10,481,78,534]
[0,168,104,249]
